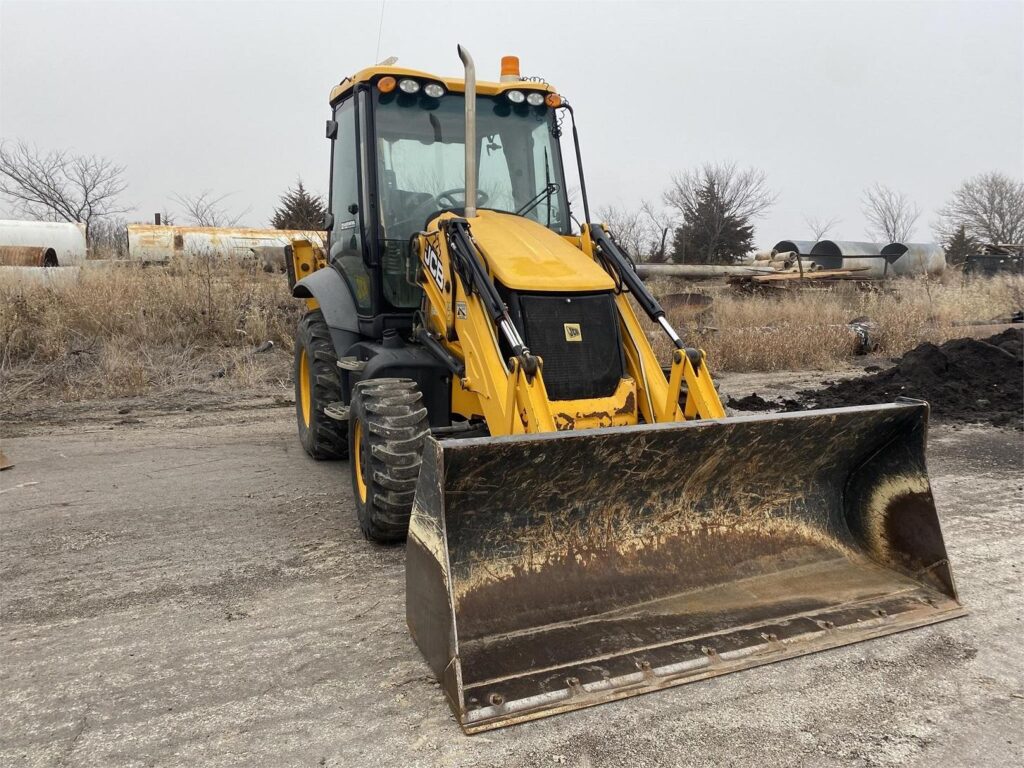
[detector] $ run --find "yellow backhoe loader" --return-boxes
[288,47,964,733]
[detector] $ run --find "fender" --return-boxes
[293,266,361,356]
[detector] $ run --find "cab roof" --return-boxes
[329,65,557,106]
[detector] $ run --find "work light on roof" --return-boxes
[398,78,421,94]
[526,92,545,106]
[506,89,525,104]
[423,82,445,98]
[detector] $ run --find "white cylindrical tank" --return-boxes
[0,220,87,266]
[125,225,325,263]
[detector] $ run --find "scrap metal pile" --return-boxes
[729,248,872,292]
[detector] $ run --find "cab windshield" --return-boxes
[373,90,570,244]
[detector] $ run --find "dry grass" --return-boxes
[0,258,299,405]
[1,260,1021,408]
[647,274,1023,372]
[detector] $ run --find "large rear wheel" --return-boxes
[294,309,348,459]
[348,378,429,543]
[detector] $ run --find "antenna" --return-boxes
[374,1,387,62]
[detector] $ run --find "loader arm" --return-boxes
[416,215,556,435]
[581,224,725,421]
[417,213,721,434]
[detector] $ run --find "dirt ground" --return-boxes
[2,375,1022,768]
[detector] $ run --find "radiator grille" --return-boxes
[518,293,623,401]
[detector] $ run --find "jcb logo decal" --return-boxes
[425,246,445,291]
[564,323,582,342]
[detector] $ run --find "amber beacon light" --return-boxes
[500,55,521,82]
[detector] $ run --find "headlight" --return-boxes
[526,92,545,106]
[506,89,525,104]
[423,83,445,98]
[398,78,420,94]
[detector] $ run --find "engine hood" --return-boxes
[446,210,615,293]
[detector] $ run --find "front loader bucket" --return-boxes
[406,401,964,733]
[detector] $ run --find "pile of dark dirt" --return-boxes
[726,393,776,411]
[802,328,1023,427]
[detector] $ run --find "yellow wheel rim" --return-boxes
[353,419,367,503]
[298,347,312,428]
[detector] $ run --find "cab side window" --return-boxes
[330,98,371,311]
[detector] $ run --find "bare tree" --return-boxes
[171,190,250,227]
[640,199,677,263]
[804,214,841,241]
[665,163,776,223]
[934,171,1024,245]
[597,204,649,261]
[0,140,129,242]
[862,183,919,242]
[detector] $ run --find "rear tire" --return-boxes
[348,378,429,543]
[294,309,348,460]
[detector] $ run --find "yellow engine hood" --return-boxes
[458,211,614,292]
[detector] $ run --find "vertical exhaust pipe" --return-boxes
[457,44,477,219]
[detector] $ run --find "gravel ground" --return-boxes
[1,381,1022,768]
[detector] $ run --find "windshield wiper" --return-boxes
[515,182,560,218]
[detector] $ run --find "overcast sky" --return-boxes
[2,0,1022,246]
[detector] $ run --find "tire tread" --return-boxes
[349,378,430,542]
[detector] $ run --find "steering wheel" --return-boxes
[435,188,489,209]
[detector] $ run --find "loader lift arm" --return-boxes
[587,225,726,421]
[443,218,539,377]
[590,226,689,353]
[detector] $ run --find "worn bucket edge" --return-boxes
[458,603,966,734]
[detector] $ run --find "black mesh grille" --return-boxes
[518,293,623,401]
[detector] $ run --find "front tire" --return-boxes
[348,378,429,543]
[294,309,348,460]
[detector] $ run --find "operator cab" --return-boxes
[325,64,571,338]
